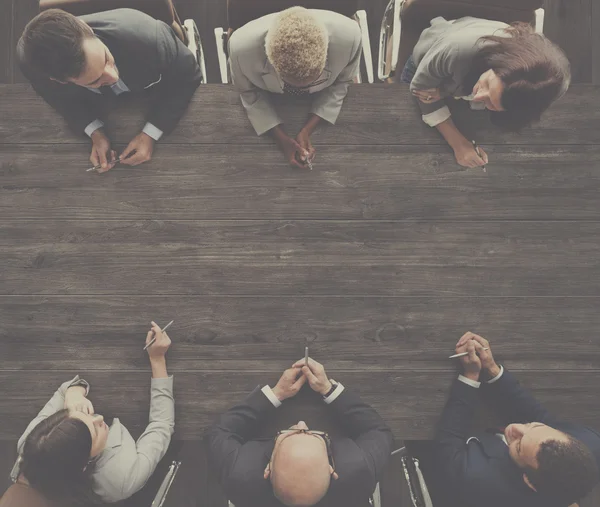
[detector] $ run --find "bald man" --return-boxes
[205,358,393,507]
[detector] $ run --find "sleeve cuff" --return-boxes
[68,376,90,397]
[142,122,163,141]
[422,106,451,127]
[151,375,174,387]
[261,385,282,408]
[458,375,481,389]
[84,119,104,138]
[487,365,504,384]
[323,381,345,404]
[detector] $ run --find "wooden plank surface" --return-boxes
[1,370,598,440]
[543,0,592,83]
[593,0,600,85]
[2,144,600,221]
[0,85,598,145]
[1,296,600,372]
[1,219,599,296]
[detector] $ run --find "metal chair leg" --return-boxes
[214,27,230,84]
[183,19,207,84]
[354,10,374,84]
[378,0,403,82]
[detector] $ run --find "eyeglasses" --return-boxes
[283,77,329,91]
[270,429,336,473]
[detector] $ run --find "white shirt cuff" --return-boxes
[142,122,163,141]
[458,375,481,388]
[85,119,104,137]
[261,385,282,408]
[487,365,504,384]
[323,381,345,404]
[422,106,451,127]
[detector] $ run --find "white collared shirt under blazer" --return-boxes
[11,375,175,503]
[228,9,363,136]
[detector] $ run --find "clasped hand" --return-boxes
[454,331,501,382]
[272,357,333,401]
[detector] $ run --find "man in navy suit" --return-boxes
[433,332,600,507]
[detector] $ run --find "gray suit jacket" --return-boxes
[228,9,362,135]
[409,17,509,125]
[17,8,202,137]
[11,375,175,503]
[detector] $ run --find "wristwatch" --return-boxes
[68,378,90,396]
[322,382,337,399]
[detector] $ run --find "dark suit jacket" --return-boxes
[435,369,600,507]
[205,386,393,507]
[17,8,202,136]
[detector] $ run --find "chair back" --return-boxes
[227,0,360,31]
[397,0,544,74]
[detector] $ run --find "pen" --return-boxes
[448,347,489,359]
[471,140,487,172]
[143,320,174,351]
[304,346,309,367]
[87,157,122,172]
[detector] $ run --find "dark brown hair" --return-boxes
[464,23,571,131]
[525,435,599,505]
[20,409,103,507]
[18,9,94,80]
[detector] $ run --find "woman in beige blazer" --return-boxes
[10,323,174,506]
[401,17,570,168]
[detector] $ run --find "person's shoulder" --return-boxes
[229,13,274,56]
[316,10,361,42]
[82,8,157,29]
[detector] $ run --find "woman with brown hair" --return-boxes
[400,16,570,168]
[9,323,174,507]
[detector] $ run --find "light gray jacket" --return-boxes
[10,375,175,503]
[409,16,509,126]
[228,9,363,135]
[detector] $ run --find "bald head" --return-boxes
[269,427,333,506]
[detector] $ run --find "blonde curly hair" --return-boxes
[265,7,329,84]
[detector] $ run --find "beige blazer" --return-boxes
[11,375,175,504]
[228,9,363,135]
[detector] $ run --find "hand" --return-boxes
[64,386,94,414]
[120,132,155,166]
[292,357,332,396]
[90,129,117,173]
[454,141,489,168]
[145,321,171,360]
[272,367,307,402]
[275,132,309,169]
[454,335,483,381]
[295,130,316,168]
[456,332,500,378]
[412,88,442,104]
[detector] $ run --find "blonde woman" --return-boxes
[229,7,363,169]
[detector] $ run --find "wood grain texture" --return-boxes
[2,296,600,371]
[1,370,598,440]
[1,219,599,296]
[543,0,592,83]
[3,144,600,220]
[0,85,598,145]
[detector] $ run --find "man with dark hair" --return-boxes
[431,332,600,507]
[18,8,202,171]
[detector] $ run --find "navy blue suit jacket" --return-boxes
[435,370,600,507]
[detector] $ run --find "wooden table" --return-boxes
[1,84,600,445]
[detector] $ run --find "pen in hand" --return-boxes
[143,320,174,351]
[471,140,487,172]
[304,346,309,368]
[448,347,489,359]
[87,156,122,172]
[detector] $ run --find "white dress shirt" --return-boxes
[261,381,345,408]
